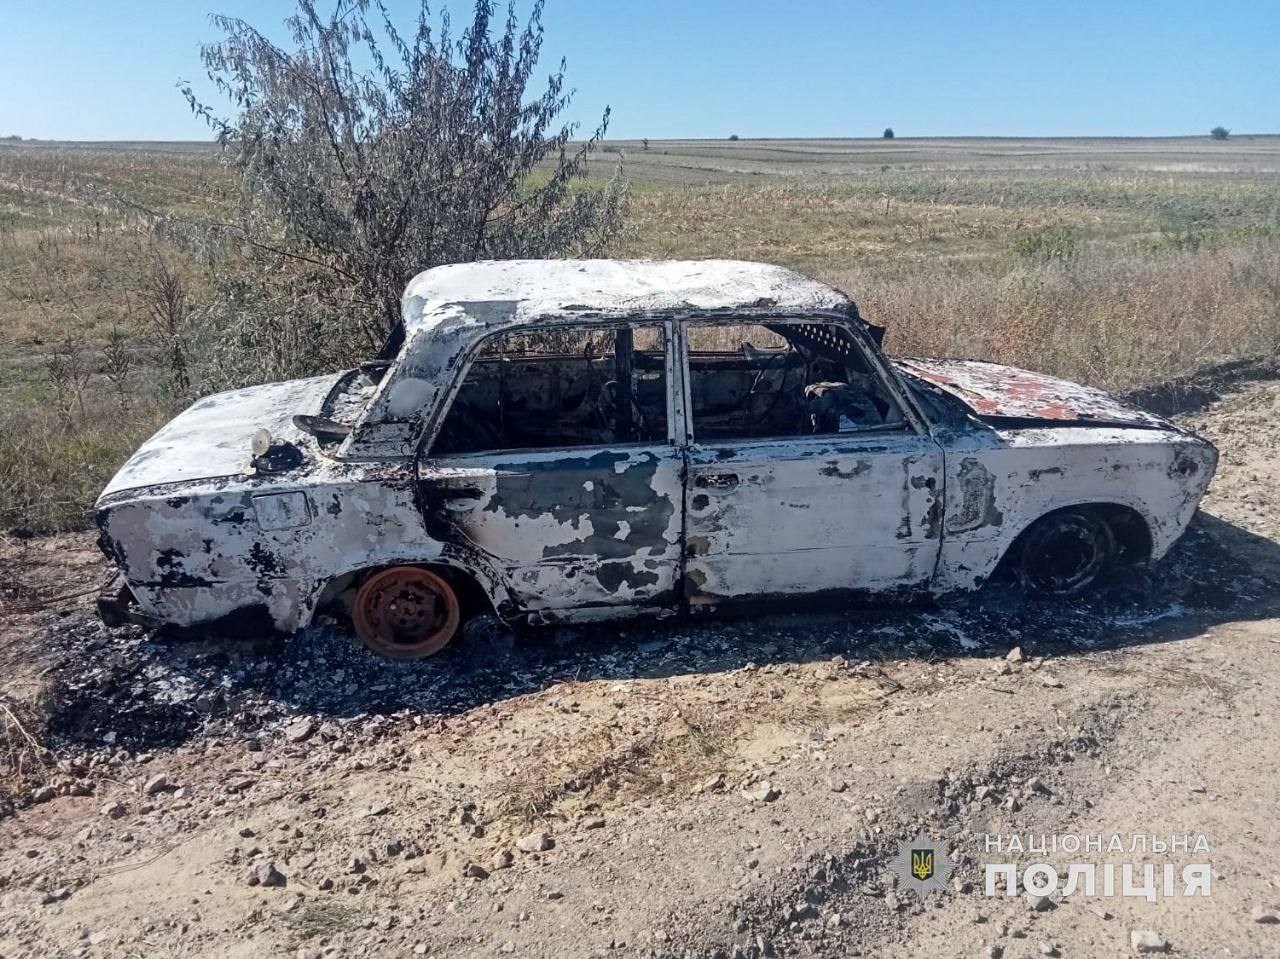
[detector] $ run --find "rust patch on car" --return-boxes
[896,357,1172,429]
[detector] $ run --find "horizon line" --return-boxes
[4,133,1279,146]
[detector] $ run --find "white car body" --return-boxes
[95,259,1217,634]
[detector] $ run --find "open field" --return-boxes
[3,136,1280,958]
[2,135,1280,532]
[3,359,1280,959]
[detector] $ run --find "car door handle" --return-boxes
[695,472,739,489]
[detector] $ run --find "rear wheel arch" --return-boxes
[1089,502,1154,564]
[998,502,1155,597]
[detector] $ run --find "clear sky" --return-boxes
[2,0,1276,141]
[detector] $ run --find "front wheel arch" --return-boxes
[307,559,499,630]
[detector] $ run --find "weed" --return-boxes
[1012,224,1081,262]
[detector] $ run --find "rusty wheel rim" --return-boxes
[352,567,461,660]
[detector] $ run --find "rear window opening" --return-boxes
[686,321,904,442]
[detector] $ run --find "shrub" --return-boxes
[182,0,625,347]
[1210,126,1230,140]
[882,128,894,139]
[728,134,740,141]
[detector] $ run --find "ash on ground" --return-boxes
[38,513,1273,757]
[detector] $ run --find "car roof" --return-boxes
[401,258,854,333]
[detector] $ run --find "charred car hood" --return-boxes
[894,358,1171,430]
[99,374,342,499]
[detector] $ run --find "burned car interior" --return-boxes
[430,318,903,455]
[431,325,670,454]
[684,321,904,441]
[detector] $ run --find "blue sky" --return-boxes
[2,0,1276,140]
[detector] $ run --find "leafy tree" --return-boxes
[728,134,740,141]
[882,127,894,139]
[1210,126,1230,140]
[182,0,623,344]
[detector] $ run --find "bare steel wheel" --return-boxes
[1016,509,1114,598]
[352,567,461,659]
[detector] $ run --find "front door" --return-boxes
[679,318,943,608]
[417,322,684,622]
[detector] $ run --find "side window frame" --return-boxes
[419,319,680,460]
[677,314,922,447]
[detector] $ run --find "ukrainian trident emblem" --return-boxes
[911,847,935,881]
[889,831,953,899]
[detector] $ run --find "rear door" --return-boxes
[678,318,944,608]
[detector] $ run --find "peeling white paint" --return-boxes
[94,259,1218,637]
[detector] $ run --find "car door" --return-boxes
[678,317,944,608]
[416,322,684,622]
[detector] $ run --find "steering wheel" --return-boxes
[742,346,794,435]
[745,346,787,395]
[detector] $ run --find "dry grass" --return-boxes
[0,695,53,813]
[0,407,167,532]
[2,138,1279,532]
[832,240,1280,390]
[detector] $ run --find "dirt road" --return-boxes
[2,377,1279,958]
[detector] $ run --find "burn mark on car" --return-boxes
[206,497,252,525]
[597,561,661,594]
[895,357,1174,430]
[152,548,216,588]
[820,460,872,479]
[948,457,1004,533]
[246,542,285,578]
[422,450,679,597]
[896,512,913,541]
[1029,466,1064,481]
[923,497,943,539]
[1169,452,1201,478]
[685,535,711,557]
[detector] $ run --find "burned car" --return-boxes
[96,259,1217,658]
